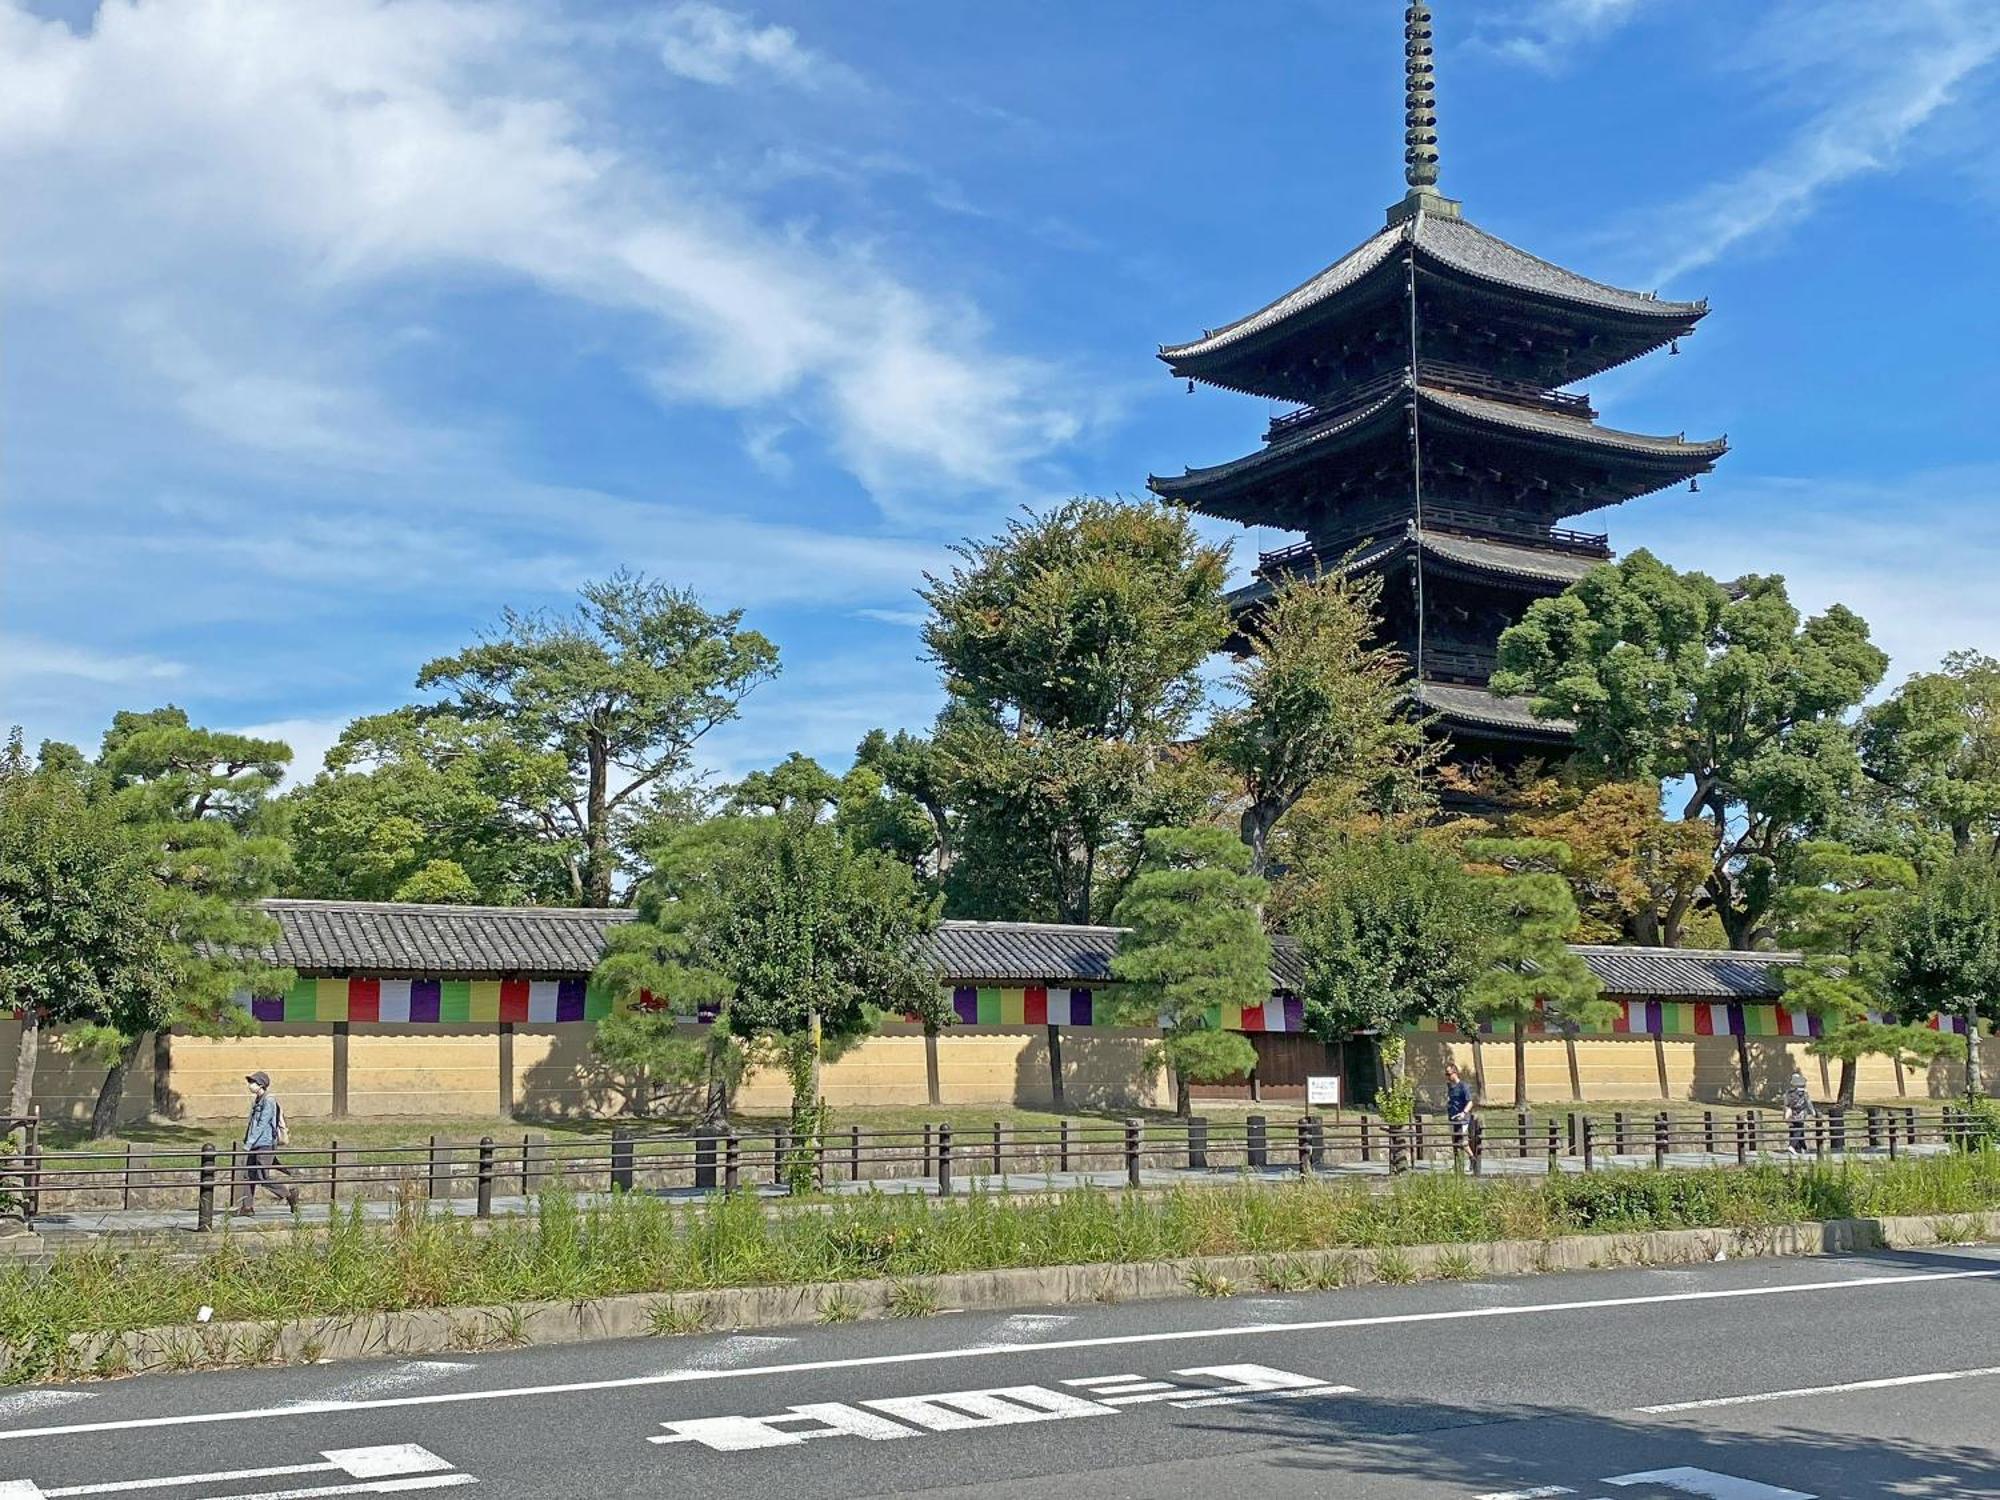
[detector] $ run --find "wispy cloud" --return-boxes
[0,638,186,688]
[655,2,855,92]
[1628,0,2000,284]
[0,0,1089,509]
[1477,0,1650,71]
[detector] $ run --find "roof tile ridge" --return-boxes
[1421,213,1708,315]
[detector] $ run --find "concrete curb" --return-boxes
[22,1210,2000,1383]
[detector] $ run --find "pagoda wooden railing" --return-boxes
[1257,512,1610,578]
[1265,365,1593,444]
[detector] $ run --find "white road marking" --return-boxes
[0,1395,92,1417]
[1475,1488,1575,1499]
[670,1336,797,1373]
[1636,1363,2000,1413]
[1605,1466,1812,1499]
[8,1446,468,1500]
[316,1365,475,1404]
[6,1266,1996,1443]
[988,1314,1075,1343]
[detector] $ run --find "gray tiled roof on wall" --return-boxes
[259,900,1799,1002]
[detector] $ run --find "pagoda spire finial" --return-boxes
[1388,1,1461,224]
[1403,1,1439,190]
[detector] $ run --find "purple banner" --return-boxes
[555,977,588,1023]
[409,979,442,1024]
[1283,995,1305,1033]
[251,995,285,1024]
[952,985,978,1025]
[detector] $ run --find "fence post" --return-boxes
[328,1140,340,1205]
[1888,1114,1900,1161]
[1308,1115,1326,1171]
[850,1125,862,1184]
[773,1127,790,1188]
[1581,1118,1595,1172]
[1735,1113,1748,1167]
[922,1124,936,1180]
[1247,1114,1267,1170]
[1703,1110,1717,1156]
[1830,1110,1846,1156]
[1296,1117,1312,1175]
[724,1133,741,1194]
[1124,1119,1143,1188]
[694,1130,719,1191]
[1059,1119,1073,1175]
[992,1122,1004,1177]
[1412,1116,1426,1163]
[476,1137,495,1219]
[1546,1119,1560,1167]
[427,1135,443,1200]
[1567,1112,1579,1155]
[1516,1110,1530,1159]
[1189,1116,1208,1171]
[1813,1113,1828,1159]
[22,1114,39,1220]
[1613,1111,1629,1157]
[937,1125,954,1198]
[1654,1112,1670,1170]
[1905,1106,1918,1147]
[197,1144,217,1232]
[1358,1114,1372,1164]
[611,1125,635,1194]
[1865,1106,1882,1151]
[1746,1112,1761,1157]
[122,1142,134,1212]
[521,1134,534,1197]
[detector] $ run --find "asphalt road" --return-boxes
[7,1246,2000,1499]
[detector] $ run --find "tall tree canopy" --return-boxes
[286,713,572,906]
[0,743,178,1118]
[1462,837,1610,1108]
[1862,652,2000,860]
[410,572,779,906]
[1286,832,1497,1046]
[1501,777,1714,947]
[1777,841,1961,1108]
[1494,551,1887,948]
[1110,826,1270,1116]
[88,709,293,1133]
[1206,569,1431,875]
[1890,853,2000,1097]
[920,499,1231,924]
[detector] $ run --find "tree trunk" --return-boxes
[700,1050,730,1129]
[1513,1028,1528,1110]
[1967,1002,1984,1097]
[1240,804,1278,878]
[584,738,612,907]
[1175,1071,1191,1119]
[89,1034,147,1139]
[924,1023,942,1106]
[152,1029,176,1119]
[807,1009,824,1124]
[1838,1056,1858,1112]
[8,1011,38,1119]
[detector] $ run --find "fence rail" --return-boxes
[2,1104,1988,1232]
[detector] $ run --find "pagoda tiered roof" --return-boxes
[1160,213,1708,400]
[1148,378,1726,527]
[1229,525,1605,610]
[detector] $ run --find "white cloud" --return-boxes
[0,637,187,687]
[854,608,928,629]
[1478,0,1649,70]
[0,0,1087,508]
[1628,1,2000,284]
[229,715,352,785]
[656,2,850,91]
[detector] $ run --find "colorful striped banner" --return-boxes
[1416,1000,1832,1039]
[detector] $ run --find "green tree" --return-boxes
[598,809,941,1170]
[1110,826,1271,1116]
[922,499,1231,923]
[89,709,294,1134]
[286,712,572,905]
[1207,569,1432,875]
[1286,834,1497,1094]
[854,729,957,879]
[1862,652,2000,859]
[1889,854,2000,1096]
[1462,837,1611,1108]
[411,572,780,906]
[1502,777,1716,947]
[1778,841,1962,1109]
[0,742,178,1118]
[1494,551,1888,949]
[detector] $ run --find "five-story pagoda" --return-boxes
[1149,1,1727,772]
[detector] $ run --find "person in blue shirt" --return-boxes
[1444,1062,1483,1168]
[237,1071,299,1216]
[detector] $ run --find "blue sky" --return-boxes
[5,0,2000,789]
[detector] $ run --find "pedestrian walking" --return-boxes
[1784,1069,1816,1155]
[1445,1062,1483,1167]
[237,1070,299,1216]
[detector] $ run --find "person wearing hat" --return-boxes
[237,1071,299,1216]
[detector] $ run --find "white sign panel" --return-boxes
[1306,1075,1342,1106]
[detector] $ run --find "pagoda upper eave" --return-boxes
[1148,383,1727,525]
[1229,527,1605,613]
[1160,214,1708,400]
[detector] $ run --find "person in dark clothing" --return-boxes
[1444,1062,1483,1166]
[237,1070,299,1216]
[1784,1069,1816,1154]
